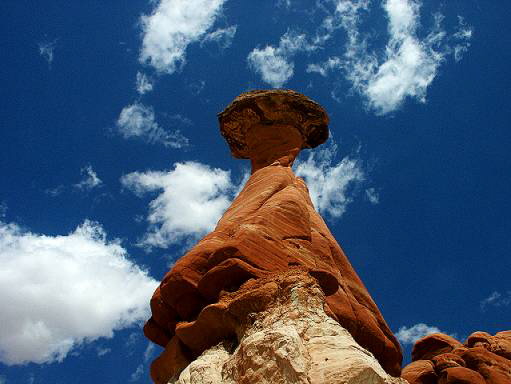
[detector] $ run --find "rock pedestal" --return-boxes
[144,90,402,383]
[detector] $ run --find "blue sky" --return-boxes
[1,0,510,382]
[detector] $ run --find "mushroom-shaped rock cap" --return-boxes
[218,89,329,159]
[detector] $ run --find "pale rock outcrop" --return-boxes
[171,271,406,384]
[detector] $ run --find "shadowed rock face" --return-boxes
[144,90,402,383]
[402,331,511,384]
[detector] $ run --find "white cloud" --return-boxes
[306,57,343,77]
[121,162,239,250]
[135,72,153,95]
[480,291,511,311]
[325,0,472,114]
[395,323,443,345]
[74,165,103,191]
[139,0,226,73]
[130,364,144,382]
[453,16,473,62]
[96,346,111,357]
[0,220,158,365]
[116,103,189,148]
[248,30,318,87]
[294,143,365,219]
[201,26,237,50]
[0,203,6,218]
[38,39,57,68]
[365,187,380,204]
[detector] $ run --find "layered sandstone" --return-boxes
[144,90,402,383]
[402,331,511,384]
[171,271,407,384]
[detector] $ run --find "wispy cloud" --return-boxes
[395,323,444,345]
[96,347,111,357]
[121,161,240,250]
[135,72,153,95]
[38,39,57,68]
[116,103,189,148]
[201,25,237,50]
[365,187,380,204]
[325,0,472,114]
[248,30,318,87]
[480,291,511,311]
[139,0,227,73]
[306,57,343,77]
[453,16,473,62]
[74,165,103,191]
[294,142,365,219]
[0,220,158,365]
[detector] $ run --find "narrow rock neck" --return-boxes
[245,123,304,174]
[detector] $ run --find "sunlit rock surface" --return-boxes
[144,90,402,383]
[402,331,511,384]
[171,272,407,384]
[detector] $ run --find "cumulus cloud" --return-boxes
[201,25,237,50]
[74,165,102,191]
[116,103,189,148]
[395,323,443,345]
[0,220,158,365]
[121,162,239,250]
[135,72,153,95]
[248,30,318,87]
[329,0,473,114]
[294,143,365,219]
[480,291,511,311]
[38,39,57,68]
[139,0,226,73]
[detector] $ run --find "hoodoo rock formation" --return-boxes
[144,90,403,383]
[402,331,511,384]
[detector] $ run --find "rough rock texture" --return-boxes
[145,90,402,383]
[170,272,407,384]
[402,331,511,384]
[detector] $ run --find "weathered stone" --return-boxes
[466,330,511,360]
[412,334,463,362]
[144,90,402,381]
[171,272,406,384]
[432,353,466,373]
[438,367,485,384]
[460,346,511,384]
[401,360,437,384]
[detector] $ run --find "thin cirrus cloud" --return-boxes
[395,323,444,345]
[38,39,57,68]
[247,30,318,88]
[0,220,158,365]
[480,291,511,311]
[116,103,189,148]
[139,0,227,74]
[121,161,239,250]
[294,142,365,219]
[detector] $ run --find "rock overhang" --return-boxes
[218,89,329,159]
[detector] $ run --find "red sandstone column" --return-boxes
[145,90,402,383]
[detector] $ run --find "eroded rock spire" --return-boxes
[144,90,403,383]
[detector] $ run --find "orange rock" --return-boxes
[412,334,463,361]
[144,90,402,381]
[438,367,485,384]
[460,346,511,384]
[403,331,511,384]
[432,352,466,372]
[401,360,437,384]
